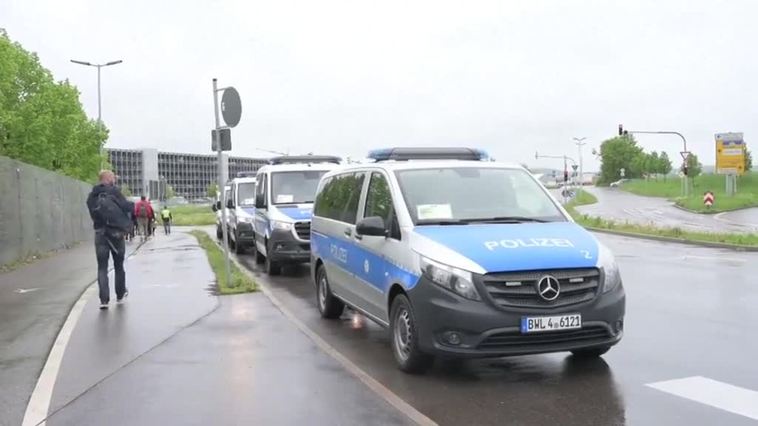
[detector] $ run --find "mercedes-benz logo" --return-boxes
[536,275,561,301]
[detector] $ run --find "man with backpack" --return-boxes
[86,170,133,309]
[160,205,173,235]
[134,196,154,241]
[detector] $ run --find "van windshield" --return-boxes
[395,167,566,225]
[237,183,256,206]
[272,170,328,205]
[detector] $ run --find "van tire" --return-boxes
[251,238,265,264]
[571,346,611,358]
[234,230,245,254]
[216,224,223,240]
[316,265,344,319]
[390,294,433,374]
[265,240,281,275]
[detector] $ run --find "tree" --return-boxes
[746,149,753,172]
[166,185,176,199]
[0,30,107,182]
[686,153,703,178]
[658,151,673,180]
[207,183,218,198]
[648,151,660,178]
[121,185,132,197]
[598,136,644,184]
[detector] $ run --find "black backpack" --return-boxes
[94,192,132,232]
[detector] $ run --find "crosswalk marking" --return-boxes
[647,376,758,421]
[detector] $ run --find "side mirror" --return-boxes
[226,199,234,209]
[356,216,387,237]
[255,193,266,209]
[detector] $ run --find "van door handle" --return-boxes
[354,233,363,241]
[343,228,352,237]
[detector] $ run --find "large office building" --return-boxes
[106,148,267,200]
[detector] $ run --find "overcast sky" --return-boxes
[3,0,756,171]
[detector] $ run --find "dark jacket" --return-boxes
[86,184,133,230]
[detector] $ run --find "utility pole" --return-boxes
[573,137,587,192]
[620,128,690,197]
[212,79,232,290]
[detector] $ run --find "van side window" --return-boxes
[314,172,365,224]
[257,174,267,207]
[364,172,400,240]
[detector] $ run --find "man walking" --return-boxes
[86,170,133,309]
[134,196,154,241]
[160,205,173,235]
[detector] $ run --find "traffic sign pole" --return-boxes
[213,78,232,290]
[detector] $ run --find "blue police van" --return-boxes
[310,148,625,373]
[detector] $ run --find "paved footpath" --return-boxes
[0,237,140,426]
[23,230,410,426]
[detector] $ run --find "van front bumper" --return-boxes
[267,228,310,264]
[407,276,625,358]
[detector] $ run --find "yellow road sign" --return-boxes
[715,133,746,175]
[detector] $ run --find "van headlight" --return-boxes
[420,256,481,301]
[272,220,292,230]
[597,244,622,293]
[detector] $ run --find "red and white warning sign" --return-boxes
[703,191,715,207]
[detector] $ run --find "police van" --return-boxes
[252,155,341,275]
[310,148,625,373]
[213,183,232,240]
[225,172,258,253]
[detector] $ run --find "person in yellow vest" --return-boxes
[160,206,173,235]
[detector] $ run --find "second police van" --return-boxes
[310,148,625,373]
[225,172,258,253]
[252,155,341,275]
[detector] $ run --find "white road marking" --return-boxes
[22,248,141,426]
[647,376,758,421]
[22,285,96,426]
[15,288,42,294]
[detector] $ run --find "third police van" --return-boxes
[310,148,625,373]
[251,155,341,275]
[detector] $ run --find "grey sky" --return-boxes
[3,0,756,171]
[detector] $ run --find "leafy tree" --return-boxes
[598,136,644,184]
[207,183,218,198]
[0,30,107,182]
[686,153,703,178]
[648,151,660,178]
[121,185,132,197]
[745,149,753,172]
[166,185,176,199]
[658,151,672,180]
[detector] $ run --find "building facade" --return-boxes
[106,148,267,200]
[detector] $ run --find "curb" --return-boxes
[670,203,719,215]
[585,227,758,252]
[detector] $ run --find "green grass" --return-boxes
[190,230,257,294]
[170,205,217,226]
[621,173,758,213]
[562,187,758,248]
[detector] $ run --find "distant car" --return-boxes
[609,179,627,188]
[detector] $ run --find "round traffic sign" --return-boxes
[221,87,242,128]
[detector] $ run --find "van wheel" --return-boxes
[571,346,611,358]
[251,238,265,264]
[390,294,433,374]
[265,241,281,275]
[216,225,223,240]
[316,265,344,319]
[234,231,245,254]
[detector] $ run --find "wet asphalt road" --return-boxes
[238,233,758,425]
[573,187,758,233]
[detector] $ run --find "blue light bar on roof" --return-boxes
[367,147,489,162]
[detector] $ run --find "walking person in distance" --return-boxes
[86,170,133,309]
[160,205,173,235]
[134,196,154,241]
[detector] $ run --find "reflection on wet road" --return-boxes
[238,233,758,426]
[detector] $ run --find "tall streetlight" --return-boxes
[70,59,123,123]
[573,137,587,191]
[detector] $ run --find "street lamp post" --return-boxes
[70,59,123,123]
[573,137,587,192]
[71,59,122,169]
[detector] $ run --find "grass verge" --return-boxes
[170,205,217,226]
[190,230,257,294]
[564,189,758,248]
[621,173,758,213]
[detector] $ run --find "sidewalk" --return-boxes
[32,230,410,426]
[0,237,140,426]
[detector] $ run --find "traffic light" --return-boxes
[564,170,569,182]
[682,164,689,176]
[618,124,623,136]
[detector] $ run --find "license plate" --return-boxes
[520,314,582,333]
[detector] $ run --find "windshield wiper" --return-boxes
[461,216,548,224]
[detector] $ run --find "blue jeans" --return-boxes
[95,229,126,304]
